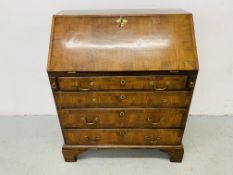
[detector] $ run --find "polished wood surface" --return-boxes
[55,91,191,108]
[64,129,182,145]
[56,9,191,16]
[47,11,198,72]
[47,9,199,163]
[58,75,187,91]
[59,108,186,129]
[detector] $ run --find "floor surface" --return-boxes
[0,116,232,175]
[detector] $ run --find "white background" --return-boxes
[0,0,233,115]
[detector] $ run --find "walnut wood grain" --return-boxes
[62,147,87,162]
[47,11,198,72]
[59,108,186,129]
[47,9,198,163]
[160,145,184,162]
[58,75,187,91]
[64,129,183,145]
[55,91,191,108]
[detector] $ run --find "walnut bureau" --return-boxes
[47,9,198,162]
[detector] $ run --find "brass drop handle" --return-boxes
[150,81,170,91]
[147,117,161,125]
[81,117,98,125]
[116,16,128,27]
[84,136,100,144]
[144,136,161,144]
[118,131,127,137]
[154,86,167,91]
[75,82,94,91]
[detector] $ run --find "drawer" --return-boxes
[58,75,187,91]
[59,108,186,129]
[64,129,183,145]
[55,91,191,108]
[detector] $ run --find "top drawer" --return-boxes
[58,75,187,91]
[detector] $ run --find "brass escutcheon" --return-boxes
[119,111,125,117]
[92,98,96,102]
[116,16,128,27]
[120,95,125,100]
[120,79,126,85]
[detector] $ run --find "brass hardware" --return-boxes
[155,86,167,91]
[189,81,195,88]
[81,117,99,125]
[92,98,96,102]
[144,136,160,144]
[51,81,56,89]
[147,117,161,126]
[118,131,127,137]
[119,111,125,117]
[67,71,76,74]
[158,81,170,90]
[120,79,126,85]
[116,16,128,27]
[170,70,179,73]
[120,95,125,100]
[84,136,100,144]
[75,82,93,91]
[150,81,170,91]
[162,98,167,103]
[149,81,155,86]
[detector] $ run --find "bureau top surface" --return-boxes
[47,9,198,72]
[56,9,191,16]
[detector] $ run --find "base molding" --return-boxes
[62,144,184,162]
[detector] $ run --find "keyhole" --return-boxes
[120,95,125,100]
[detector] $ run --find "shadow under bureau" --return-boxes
[47,9,198,162]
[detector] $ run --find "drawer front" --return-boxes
[64,129,183,145]
[55,91,191,108]
[58,76,187,91]
[60,108,186,129]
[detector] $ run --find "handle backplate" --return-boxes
[144,136,161,144]
[84,136,100,144]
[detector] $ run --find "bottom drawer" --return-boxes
[64,129,183,145]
